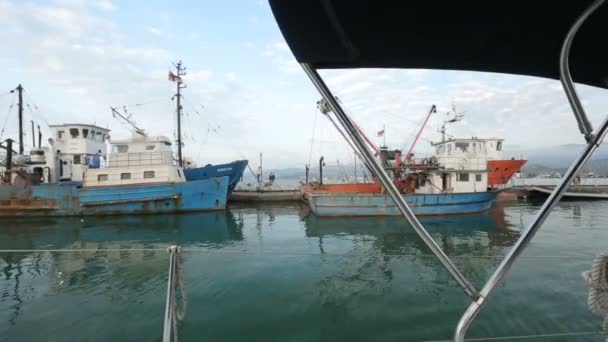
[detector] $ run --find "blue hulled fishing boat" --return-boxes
[184,160,248,195]
[0,123,228,216]
[307,191,499,217]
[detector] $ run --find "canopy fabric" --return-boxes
[269,0,608,89]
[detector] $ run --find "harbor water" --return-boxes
[1,200,607,341]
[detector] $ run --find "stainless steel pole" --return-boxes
[559,0,604,140]
[163,246,178,342]
[455,1,606,340]
[301,63,477,298]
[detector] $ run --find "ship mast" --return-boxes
[9,85,24,154]
[440,100,464,142]
[173,61,187,167]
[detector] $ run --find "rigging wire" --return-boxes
[308,109,319,167]
[0,248,599,259]
[0,93,16,140]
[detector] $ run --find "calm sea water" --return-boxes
[1,200,608,342]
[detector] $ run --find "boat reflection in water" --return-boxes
[304,204,519,255]
[0,210,244,331]
[302,204,521,328]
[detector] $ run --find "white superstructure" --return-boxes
[47,124,110,182]
[410,138,502,194]
[83,134,185,187]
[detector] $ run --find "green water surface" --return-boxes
[0,200,607,341]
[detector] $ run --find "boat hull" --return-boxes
[306,191,499,217]
[488,159,527,185]
[184,160,248,195]
[0,177,229,217]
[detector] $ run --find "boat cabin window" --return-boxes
[96,132,103,141]
[475,174,482,182]
[70,128,79,138]
[57,130,64,139]
[115,145,129,153]
[97,174,108,181]
[177,169,181,178]
[455,142,469,153]
[457,173,469,182]
[497,141,502,151]
[163,141,172,146]
[144,171,155,179]
[121,173,131,180]
[82,129,89,138]
[90,130,95,139]
[146,145,156,151]
[73,155,81,164]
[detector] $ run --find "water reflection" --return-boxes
[304,204,520,256]
[0,211,245,329]
[303,204,522,311]
[0,211,244,252]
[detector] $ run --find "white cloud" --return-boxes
[0,0,260,166]
[3,0,607,170]
[188,70,213,81]
[146,27,162,35]
[94,0,113,11]
[263,41,289,57]
[262,41,301,74]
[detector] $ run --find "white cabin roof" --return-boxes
[432,137,503,146]
[111,135,172,145]
[49,124,110,133]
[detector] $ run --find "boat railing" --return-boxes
[435,156,489,171]
[108,151,175,168]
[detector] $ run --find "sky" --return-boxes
[1,0,607,170]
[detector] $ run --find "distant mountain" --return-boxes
[249,144,608,182]
[505,144,608,168]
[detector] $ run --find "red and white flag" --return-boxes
[168,71,182,82]
[377,129,385,137]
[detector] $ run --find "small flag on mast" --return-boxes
[377,129,385,137]
[168,71,182,82]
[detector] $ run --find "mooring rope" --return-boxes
[582,252,608,341]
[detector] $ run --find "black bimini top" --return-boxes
[269,1,608,89]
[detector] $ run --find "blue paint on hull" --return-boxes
[307,191,499,217]
[184,160,248,195]
[0,177,229,217]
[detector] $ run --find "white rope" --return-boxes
[582,252,608,341]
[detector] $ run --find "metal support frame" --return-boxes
[454,1,606,340]
[302,0,606,337]
[560,0,604,141]
[301,63,477,298]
